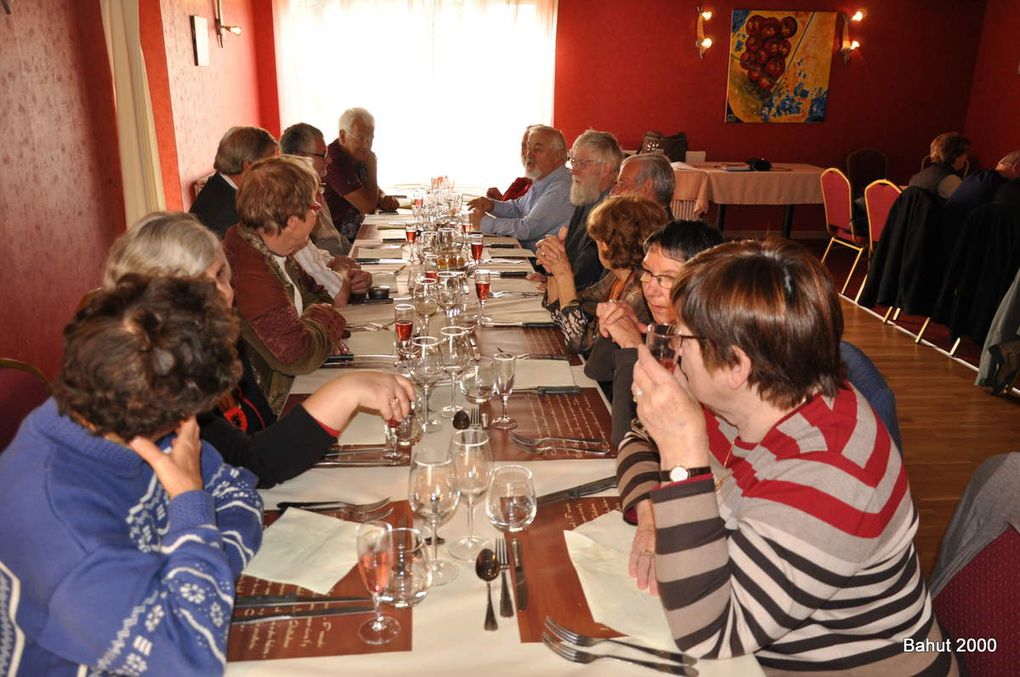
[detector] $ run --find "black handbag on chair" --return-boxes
[638,131,688,163]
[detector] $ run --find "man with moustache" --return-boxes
[467,125,574,252]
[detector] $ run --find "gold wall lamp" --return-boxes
[696,7,713,59]
[840,10,864,64]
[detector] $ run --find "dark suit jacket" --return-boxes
[190,173,238,238]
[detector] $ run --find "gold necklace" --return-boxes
[713,442,736,492]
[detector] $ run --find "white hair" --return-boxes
[338,107,375,134]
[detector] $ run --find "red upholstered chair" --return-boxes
[0,358,52,451]
[933,527,1020,675]
[819,168,866,295]
[854,180,902,303]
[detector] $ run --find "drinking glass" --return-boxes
[413,278,438,337]
[383,397,423,463]
[381,527,431,608]
[436,272,463,326]
[646,323,679,370]
[356,521,400,644]
[469,232,484,266]
[404,223,418,247]
[491,352,517,430]
[485,465,537,534]
[393,303,415,366]
[438,326,470,418]
[408,454,461,585]
[475,269,492,324]
[410,336,443,431]
[460,358,496,405]
[449,429,493,561]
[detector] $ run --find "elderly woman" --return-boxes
[542,196,668,356]
[595,220,723,446]
[0,276,263,675]
[619,240,955,672]
[223,155,348,413]
[908,132,970,201]
[104,211,414,488]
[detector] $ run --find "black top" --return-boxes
[190,173,238,239]
[563,189,612,293]
[945,169,1005,215]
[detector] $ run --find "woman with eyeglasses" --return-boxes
[222,156,349,414]
[595,220,722,447]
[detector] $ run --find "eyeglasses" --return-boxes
[298,150,327,160]
[309,201,323,215]
[674,332,705,350]
[566,154,603,170]
[638,267,678,290]
[349,132,374,144]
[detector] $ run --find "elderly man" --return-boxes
[946,150,1020,214]
[191,126,279,237]
[324,108,400,241]
[537,129,623,293]
[611,152,676,217]
[467,125,574,251]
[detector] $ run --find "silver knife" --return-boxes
[517,386,582,395]
[512,539,528,611]
[537,476,619,505]
[232,606,374,624]
[235,595,371,608]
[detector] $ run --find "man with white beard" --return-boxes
[536,129,622,292]
[467,125,574,252]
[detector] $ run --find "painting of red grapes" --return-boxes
[725,10,836,123]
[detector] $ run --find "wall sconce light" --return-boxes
[214,0,242,48]
[696,7,713,59]
[840,9,864,64]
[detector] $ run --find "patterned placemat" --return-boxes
[227,503,414,660]
[484,388,614,461]
[509,497,623,642]
[476,326,581,365]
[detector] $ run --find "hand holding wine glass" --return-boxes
[356,521,400,645]
[646,323,679,370]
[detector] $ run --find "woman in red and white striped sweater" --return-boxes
[619,239,957,674]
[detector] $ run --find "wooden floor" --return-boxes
[839,297,1020,577]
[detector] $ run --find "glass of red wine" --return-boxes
[394,303,415,365]
[646,323,679,370]
[356,521,400,645]
[475,269,491,324]
[469,232,484,266]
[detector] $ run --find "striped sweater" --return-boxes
[618,384,957,674]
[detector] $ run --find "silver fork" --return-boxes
[545,617,695,665]
[509,431,609,449]
[542,633,696,676]
[495,539,513,617]
[276,496,390,513]
[469,406,482,429]
[518,445,612,456]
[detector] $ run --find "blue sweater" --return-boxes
[0,399,264,675]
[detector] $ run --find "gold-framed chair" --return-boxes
[819,168,866,295]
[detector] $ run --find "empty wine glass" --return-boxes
[381,527,431,608]
[491,352,517,430]
[393,303,415,366]
[449,429,493,561]
[436,272,463,326]
[475,269,492,324]
[646,323,679,370]
[356,521,400,645]
[485,465,537,533]
[413,278,438,337]
[408,454,461,585]
[460,358,496,405]
[410,336,443,431]
[438,326,470,418]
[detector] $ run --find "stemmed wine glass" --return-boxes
[413,278,438,337]
[459,358,496,407]
[485,465,537,533]
[408,452,461,585]
[393,303,415,366]
[383,396,422,463]
[469,232,485,267]
[491,352,517,430]
[646,323,679,370]
[475,269,492,324]
[449,429,493,561]
[436,272,463,326]
[410,336,443,431]
[438,326,470,418]
[381,527,431,608]
[356,521,401,645]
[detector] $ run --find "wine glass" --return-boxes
[383,396,423,463]
[646,323,679,370]
[356,521,400,645]
[436,272,463,326]
[485,465,537,534]
[460,358,496,406]
[408,454,461,585]
[438,326,470,418]
[491,352,517,430]
[381,527,431,608]
[449,429,493,561]
[469,232,484,266]
[393,303,415,366]
[413,278,438,337]
[475,269,492,324]
[410,336,443,431]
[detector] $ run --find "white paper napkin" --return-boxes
[514,358,575,389]
[345,331,396,356]
[356,246,408,260]
[337,408,388,445]
[340,303,399,324]
[485,247,536,259]
[243,509,359,595]
[484,297,552,324]
[491,277,542,293]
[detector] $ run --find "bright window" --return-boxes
[273,0,558,191]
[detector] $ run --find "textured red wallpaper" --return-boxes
[0,0,124,377]
[963,0,1020,169]
[554,0,986,230]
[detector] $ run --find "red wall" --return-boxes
[962,0,1020,169]
[0,0,124,377]
[554,0,986,230]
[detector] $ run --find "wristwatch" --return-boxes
[660,464,712,482]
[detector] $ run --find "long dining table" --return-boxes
[225,212,762,676]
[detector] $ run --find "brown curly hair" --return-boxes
[587,195,669,269]
[53,275,241,440]
[236,156,320,236]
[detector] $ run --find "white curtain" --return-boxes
[273,0,558,191]
[99,0,165,224]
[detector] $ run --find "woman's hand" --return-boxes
[632,345,709,467]
[303,370,416,430]
[597,301,645,348]
[536,236,573,279]
[628,500,659,595]
[129,418,204,500]
[349,269,373,294]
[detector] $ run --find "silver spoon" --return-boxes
[475,548,499,631]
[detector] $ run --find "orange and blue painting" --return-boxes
[725,10,836,123]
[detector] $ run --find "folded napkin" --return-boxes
[485,247,535,259]
[491,278,542,293]
[243,508,359,595]
[339,303,398,325]
[514,358,575,389]
[344,331,396,356]
[483,235,519,245]
[484,296,552,324]
[355,246,409,260]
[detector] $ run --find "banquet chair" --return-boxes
[854,180,902,303]
[845,148,887,199]
[0,357,52,451]
[819,168,866,295]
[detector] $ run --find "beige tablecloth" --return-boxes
[673,162,824,217]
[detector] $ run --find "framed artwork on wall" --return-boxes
[725,10,836,123]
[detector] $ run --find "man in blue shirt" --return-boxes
[468,125,573,251]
